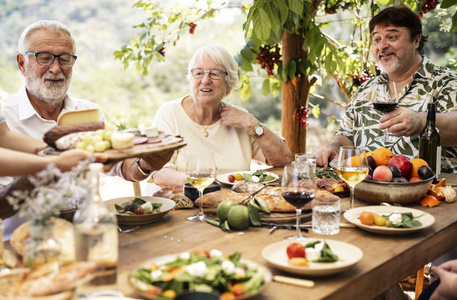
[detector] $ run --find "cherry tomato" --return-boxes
[135,208,144,215]
[286,243,305,259]
[228,175,236,183]
[234,173,244,181]
[193,249,210,258]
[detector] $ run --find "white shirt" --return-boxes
[152,97,266,174]
[1,84,106,139]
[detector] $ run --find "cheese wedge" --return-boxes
[57,109,100,125]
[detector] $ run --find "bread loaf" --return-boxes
[43,121,105,148]
[195,188,339,212]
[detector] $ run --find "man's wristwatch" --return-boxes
[135,157,152,176]
[250,122,264,139]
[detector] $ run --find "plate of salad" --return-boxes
[262,239,363,276]
[129,249,271,299]
[217,170,279,186]
[344,206,435,235]
[107,196,175,225]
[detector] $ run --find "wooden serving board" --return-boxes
[260,211,312,224]
[40,135,186,160]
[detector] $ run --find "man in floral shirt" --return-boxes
[316,5,457,174]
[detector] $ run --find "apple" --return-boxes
[388,155,413,179]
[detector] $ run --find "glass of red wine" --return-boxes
[282,163,316,240]
[372,81,399,143]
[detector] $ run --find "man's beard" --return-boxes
[376,52,400,74]
[25,66,71,107]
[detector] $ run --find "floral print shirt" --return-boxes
[335,56,457,174]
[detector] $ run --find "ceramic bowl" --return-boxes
[354,176,434,204]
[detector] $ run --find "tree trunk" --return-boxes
[281,31,310,155]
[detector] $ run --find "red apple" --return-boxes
[388,155,413,179]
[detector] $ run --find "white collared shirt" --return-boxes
[1,84,106,139]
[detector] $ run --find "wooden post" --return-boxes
[281,31,310,155]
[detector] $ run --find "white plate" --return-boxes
[106,196,175,226]
[129,253,272,299]
[217,170,279,186]
[262,239,363,276]
[343,206,435,235]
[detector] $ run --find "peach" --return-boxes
[372,166,393,182]
[388,155,413,179]
[409,177,422,182]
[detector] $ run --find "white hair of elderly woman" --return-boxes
[186,45,240,91]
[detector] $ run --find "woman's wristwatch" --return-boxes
[135,157,152,176]
[250,122,264,139]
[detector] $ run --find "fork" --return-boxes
[118,225,140,233]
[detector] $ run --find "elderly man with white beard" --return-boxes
[0,20,173,239]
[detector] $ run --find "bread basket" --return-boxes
[0,267,75,300]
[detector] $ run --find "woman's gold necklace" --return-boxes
[192,102,211,137]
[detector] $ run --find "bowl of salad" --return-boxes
[129,249,271,299]
[108,196,175,225]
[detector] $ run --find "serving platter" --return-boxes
[129,253,272,300]
[40,134,186,160]
[262,239,363,276]
[217,170,279,186]
[343,206,435,235]
[106,196,175,225]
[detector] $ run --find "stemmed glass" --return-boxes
[185,150,216,222]
[282,163,316,240]
[372,81,399,143]
[336,146,369,209]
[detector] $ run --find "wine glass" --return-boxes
[372,81,399,143]
[185,150,216,222]
[336,146,369,209]
[282,163,316,240]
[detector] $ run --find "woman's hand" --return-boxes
[220,106,257,132]
[52,149,107,172]
[152,168,187,193]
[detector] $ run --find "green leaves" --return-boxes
[252,8,271,41]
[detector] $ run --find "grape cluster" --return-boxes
[351,66,381,87]
[295,106,309,127]
[256,44,281,76]
[188,22,197,34]
[158,42,166,57]
[418,0,437,18]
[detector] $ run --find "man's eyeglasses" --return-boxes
[25,52,77,68]
[190,69,228,80]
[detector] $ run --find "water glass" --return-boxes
[295,153,316,171]
[312,198,340,235]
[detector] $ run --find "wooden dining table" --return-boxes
[114,169,457,300]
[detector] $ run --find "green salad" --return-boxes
[130,250,266,299]
[243,170,277,183]
[115,197,162,215]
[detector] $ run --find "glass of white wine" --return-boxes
[282,163,316,240]
[186,150,216,222]
[336,146,369,209]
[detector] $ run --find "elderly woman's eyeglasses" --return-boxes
[25,52,77,68]
[190,69,228,80]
